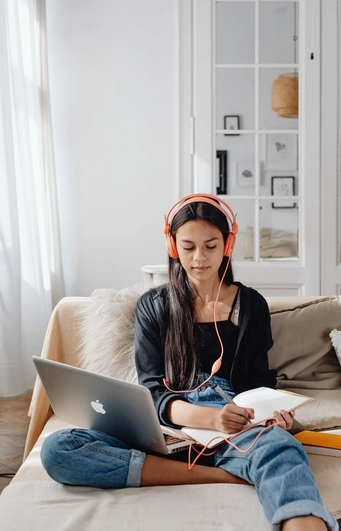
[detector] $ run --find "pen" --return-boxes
[214,384,236,404]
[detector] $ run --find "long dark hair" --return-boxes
[164,201,234,390]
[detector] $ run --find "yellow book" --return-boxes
[294,431,341,458]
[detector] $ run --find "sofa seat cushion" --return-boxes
[7,419,273,531]
[3,415,341,529]
[0,480,272,531]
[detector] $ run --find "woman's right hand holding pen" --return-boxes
[212,404,255,434]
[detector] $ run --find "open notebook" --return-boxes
[181,387,314,449]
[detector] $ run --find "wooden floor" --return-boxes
[0,391,32,494]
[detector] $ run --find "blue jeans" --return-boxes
[41,375,338,531]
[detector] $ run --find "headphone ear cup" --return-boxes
[166,235,179,259]
[224,233,236,257]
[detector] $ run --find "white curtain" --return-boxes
[0,0,65,398]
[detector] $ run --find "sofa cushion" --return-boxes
[77,288,341,431]
[9,415,341,524]
[78,289,341,391]
[269,296,341,390]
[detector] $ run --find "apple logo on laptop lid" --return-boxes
[91,399,106,414]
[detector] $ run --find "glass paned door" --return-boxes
[215,1,299,264]
[191,0,320,295]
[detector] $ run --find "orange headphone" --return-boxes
[164,193,238,259]
[163,194,238,393]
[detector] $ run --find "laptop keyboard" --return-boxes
[164,433,184,445]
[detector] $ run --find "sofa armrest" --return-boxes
[24,297,91,459]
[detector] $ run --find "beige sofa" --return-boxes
[1,286,341,531]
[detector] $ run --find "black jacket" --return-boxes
[134,282,277,428]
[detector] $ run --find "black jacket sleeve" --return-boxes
[134,289,188,428]
[246,290,277,390]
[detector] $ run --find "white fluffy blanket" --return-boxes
[77,283,153,383]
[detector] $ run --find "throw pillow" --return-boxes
[269,296,341,390]
[330,329,341,367]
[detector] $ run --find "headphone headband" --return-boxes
[164,194,238,259]
[164,193,238,236]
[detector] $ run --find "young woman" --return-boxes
[41,195,337,531]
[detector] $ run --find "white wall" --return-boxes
[46,0,178,295]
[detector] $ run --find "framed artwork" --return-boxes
[216,150,227,195]
[224,115,240,136]
[266,134,297,171]
[237,160,255,188]
[271,176,296,208]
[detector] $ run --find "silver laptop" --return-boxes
[32,357,191,455]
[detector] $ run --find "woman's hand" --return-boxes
[266,410,295,431]
[213,404,255,434]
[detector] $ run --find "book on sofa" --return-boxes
[182,387,314,448]
[294,430,341,458]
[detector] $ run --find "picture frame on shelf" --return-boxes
[216,150,227,195]
[224,115,240,136]
[271,176,296,208]
[266,134,297,171]
[237,160,255,188]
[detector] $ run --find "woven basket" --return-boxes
[271,73,299,118]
